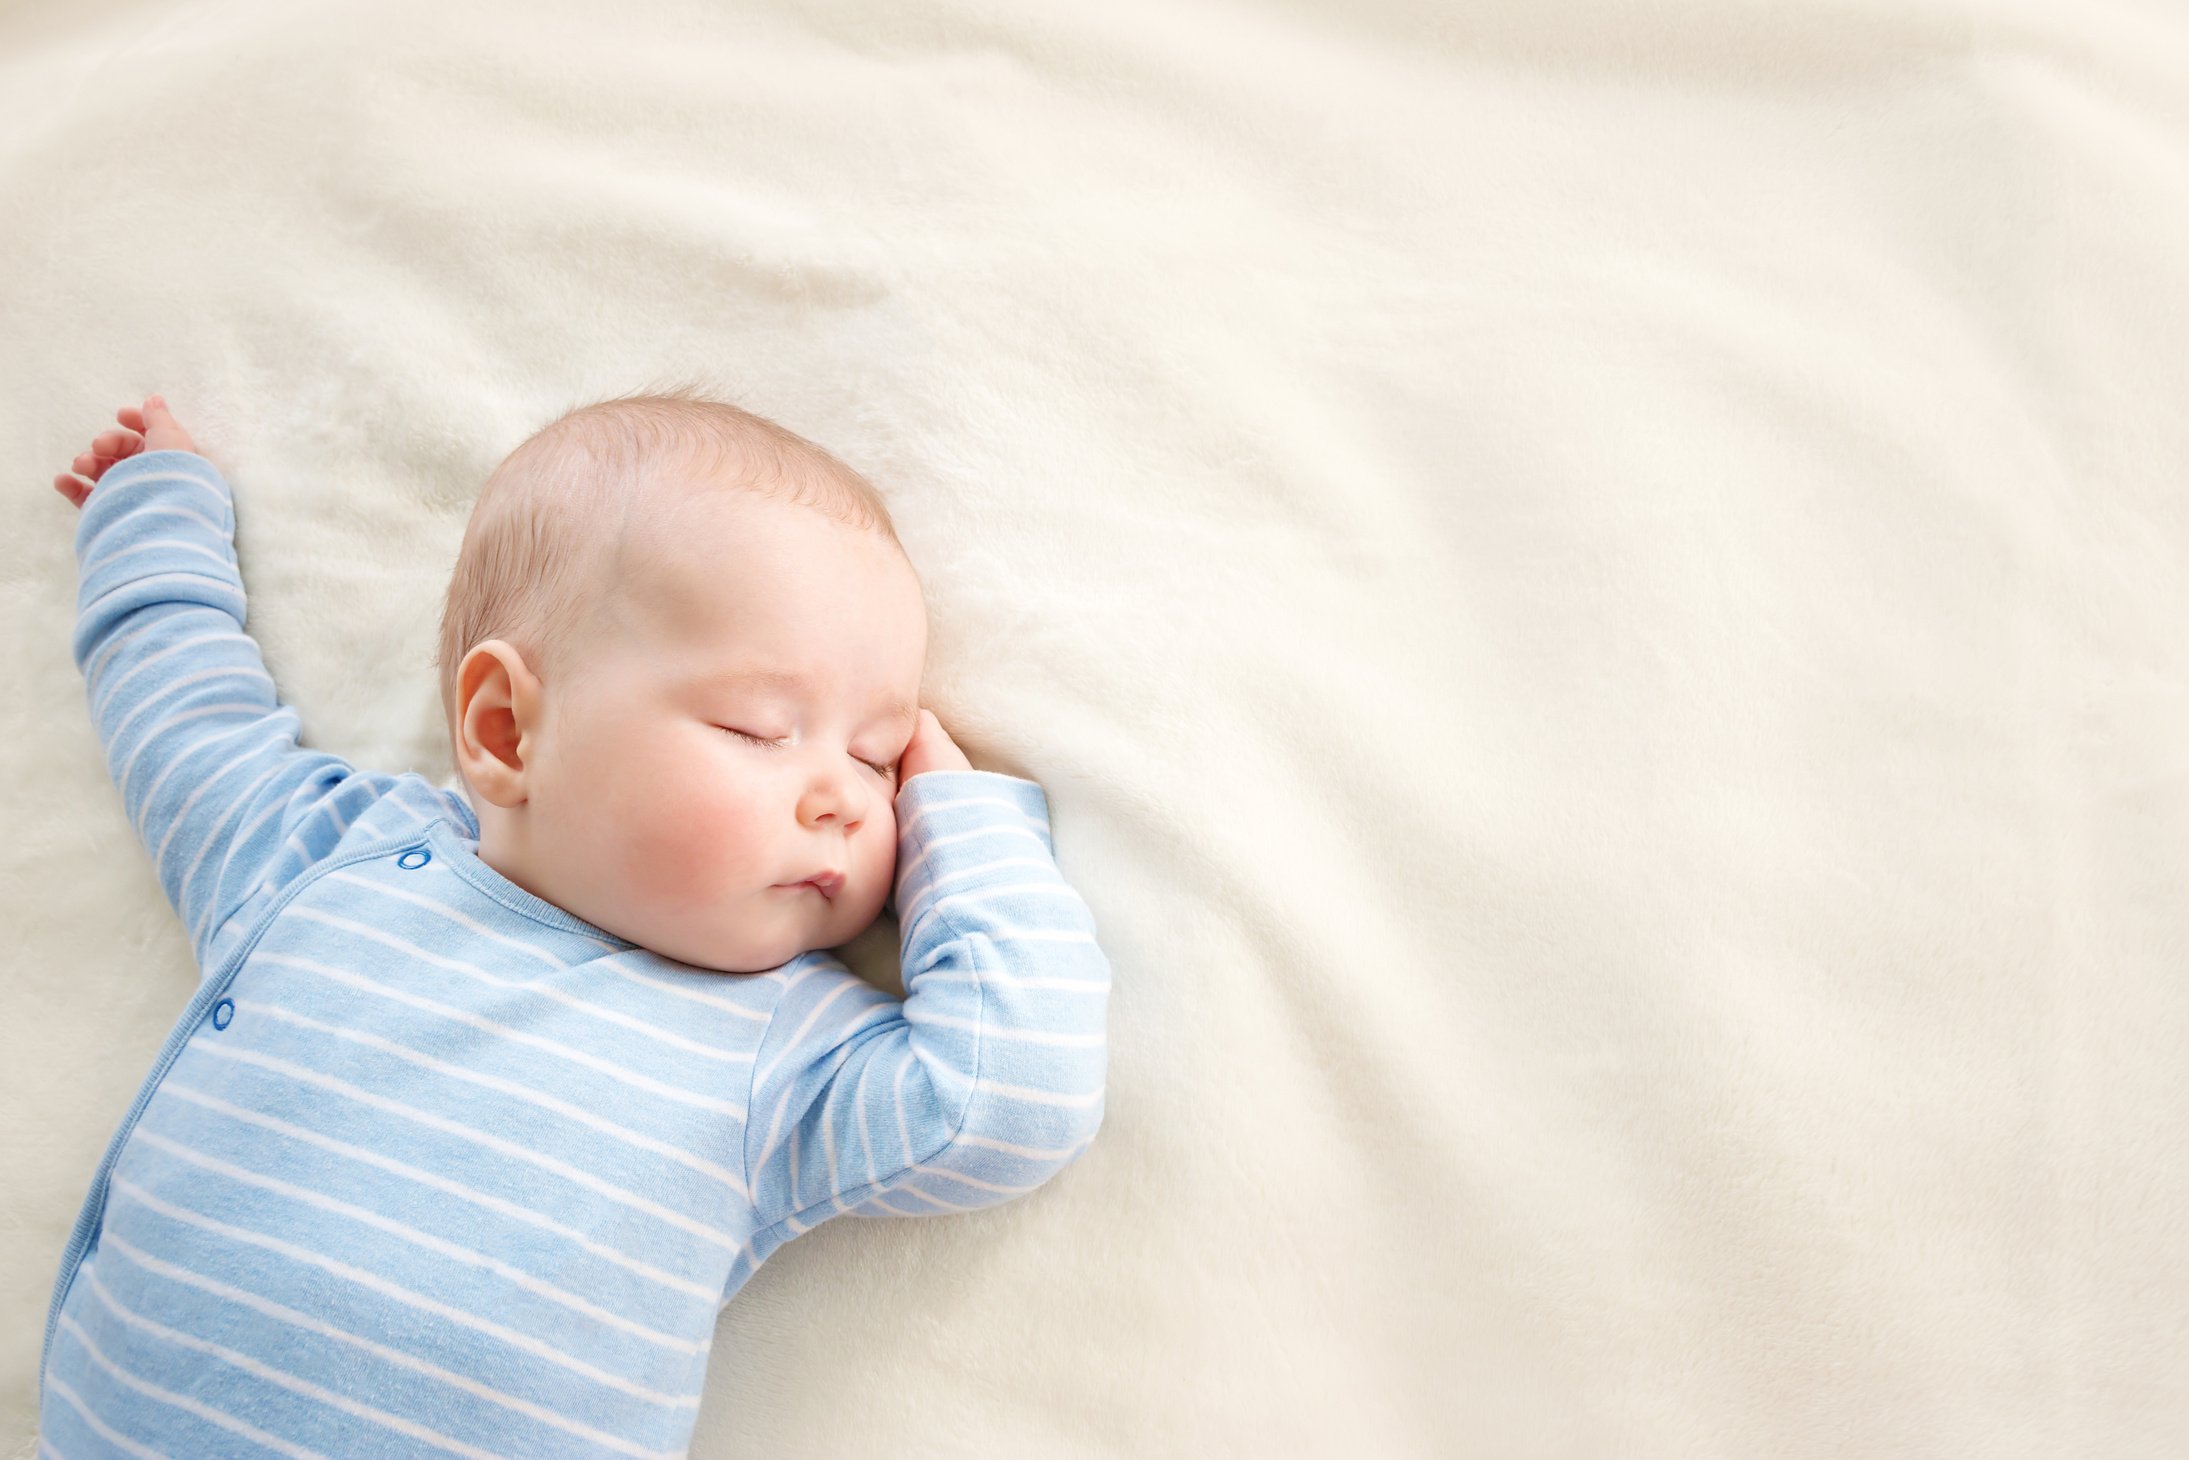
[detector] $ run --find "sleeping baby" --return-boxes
[38,389,1111,1456]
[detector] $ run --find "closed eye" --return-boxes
[722,727,895,778]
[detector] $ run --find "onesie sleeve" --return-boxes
[70,449,395,972]
[742,770,1111,1233]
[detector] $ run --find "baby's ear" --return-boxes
[452,640,542,808]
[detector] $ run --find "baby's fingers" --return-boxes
[94,428,144,460]
[52,473,91,510]
[72,428,143,482]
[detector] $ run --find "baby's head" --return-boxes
[433,386,928,975]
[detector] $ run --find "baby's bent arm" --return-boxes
[71,450,391,974]
[740,771,1111,1235]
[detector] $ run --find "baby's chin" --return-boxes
[597,875,891,973]
[647,915,873,977]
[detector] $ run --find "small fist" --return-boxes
[898,708,973,785]
[52,395,199,510]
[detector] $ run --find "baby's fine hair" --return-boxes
[432,380,903,750]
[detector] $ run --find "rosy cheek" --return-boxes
[593,748,753,906]
[655,792,756,896]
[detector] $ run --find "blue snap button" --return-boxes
[398,849,431,869]
[212,999,234,1030]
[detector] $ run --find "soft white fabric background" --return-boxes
[3,0,2186,1454]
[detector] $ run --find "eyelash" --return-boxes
[724,728,896,778]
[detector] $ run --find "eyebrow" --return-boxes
[697,667,919,730]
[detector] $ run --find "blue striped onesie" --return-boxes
[39,449,1112,1458]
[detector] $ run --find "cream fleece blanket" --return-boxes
[4,1,2187,1455]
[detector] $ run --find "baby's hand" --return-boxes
[52,395,199,510]
[899,708,973,784]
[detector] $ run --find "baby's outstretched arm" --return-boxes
[59,396,388,976]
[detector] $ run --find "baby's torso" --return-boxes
[48,784,786,1457]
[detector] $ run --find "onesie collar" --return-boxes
[424,819,638,948]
